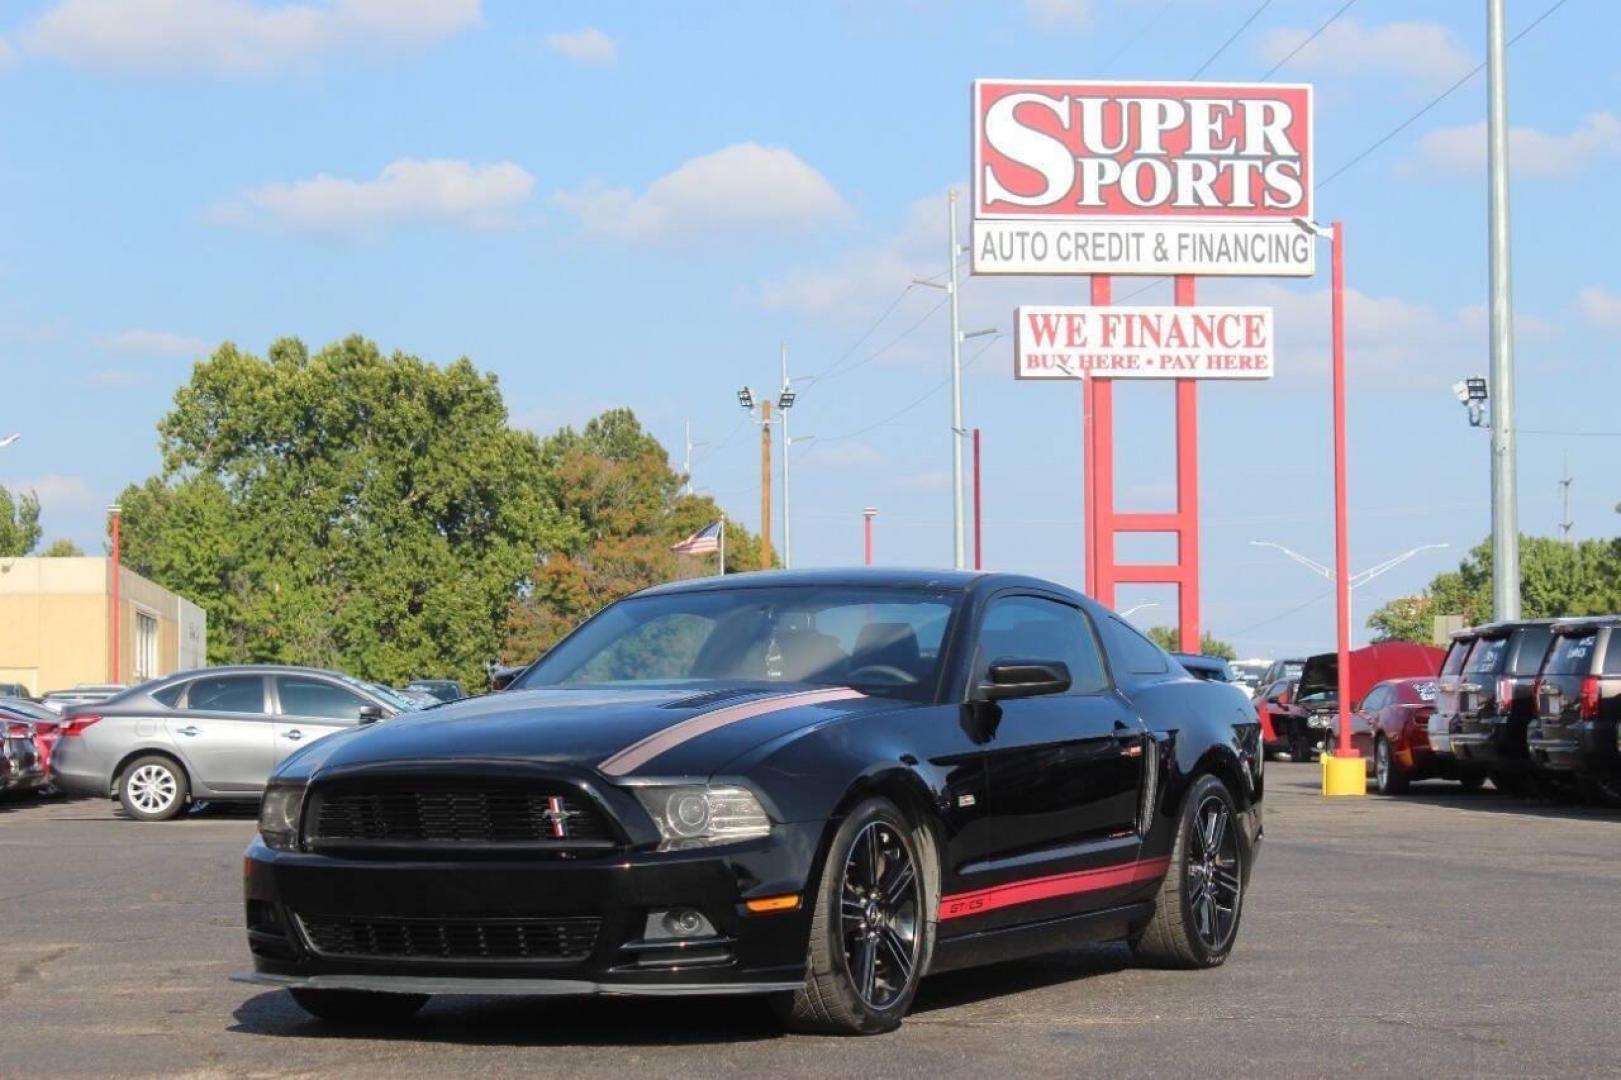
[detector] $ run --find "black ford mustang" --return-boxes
[236,569,1262,1035]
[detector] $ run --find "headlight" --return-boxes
[258,784,306,852]
[633,784,771,850]
[1308,715,1332,729]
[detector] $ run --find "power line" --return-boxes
[1258,0,1358,80]
[1188,0,1274,79]
[1096,0,1178,75]
[811,333,1003,445]
[1319,0,1571,189]
[804,294,950,388]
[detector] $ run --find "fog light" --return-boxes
[644,908,716,941]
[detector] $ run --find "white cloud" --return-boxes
[99,328,210,357]
[1258,19,1474,87]
[10,474,97,511]
[1026,0,1089,30]
[1408,113,1621,180]
[1579,286,1621,330]
[894,470,953,493]
[0,35,16,68]
[544,26,616,64]
[86,369,148,388]
[18,0,480,75]
[556,143,846,244]
[209,158,535,234]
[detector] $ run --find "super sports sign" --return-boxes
[972,80,1314,277]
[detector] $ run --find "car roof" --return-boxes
[636,566,992,597]
[1452,618,1560,641]
[1550,616,1621,634]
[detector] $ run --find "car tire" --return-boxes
[1457,772,1486,793]
[1373,737,1408,795]
[774,797,934,1036]
[1290,737,1315,764]
[1131,774,1245,970]
[288,988,429,1025]
[117,755,189,822]
[1576,775,1621,808]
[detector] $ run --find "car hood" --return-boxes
[277,682,911,782]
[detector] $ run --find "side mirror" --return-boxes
[978,660,1072,701]
[490,668,521,692]
[357,704,387,725]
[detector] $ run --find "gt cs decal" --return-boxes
[939,856,1171,920]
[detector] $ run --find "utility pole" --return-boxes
[759,399,773,569]
[1487,0,1520,620]
[1560,454,1574,544]
[108,504,122,683]
[948,188,965,570]
[681,419,702,496]
[779,343,793,569]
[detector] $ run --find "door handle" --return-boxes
[175,725,201,737]
[282,729,303,741]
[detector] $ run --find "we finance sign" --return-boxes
[972,81,1314,277]
[1014,305,1275,380]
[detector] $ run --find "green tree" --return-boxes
[40,538,83,557]
[1367,535,1621,642]
[501,409,765,664]
[119,336,573,686]
[0,485,42,556]
[1147,625,1236,659]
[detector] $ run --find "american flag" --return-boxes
[671,520,723,555]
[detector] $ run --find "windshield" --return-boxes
[1546,632,1598,676]
[517,585,960,701]
[345,677,421,713]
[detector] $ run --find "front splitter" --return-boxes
[233,971,802,998]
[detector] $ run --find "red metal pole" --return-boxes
[972,428,983,570]
[863,507,876,566]
[1174,276,1200,655]
[1089,275,1113,606]
[1332,222,1355,757]
[1082,377,1095,595]
[109,506,122,683]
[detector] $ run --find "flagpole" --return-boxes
[718,514,726,577]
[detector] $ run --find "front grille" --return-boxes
[308,786,613,848]
[298,914,600,962]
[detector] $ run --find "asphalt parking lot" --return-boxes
[2,765,1618,1079]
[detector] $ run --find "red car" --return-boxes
[1345,677,1482,794]
[0,697,62,793]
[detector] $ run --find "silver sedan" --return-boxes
[51,665,416,821]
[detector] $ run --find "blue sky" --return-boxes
[1,0,1615,659]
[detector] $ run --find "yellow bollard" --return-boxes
[1321,751,1367,797]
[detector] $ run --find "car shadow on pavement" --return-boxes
[231,989,781,1046]
[910,942,1133,1014]
[1268,760,1620,822]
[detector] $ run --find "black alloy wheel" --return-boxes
[839,821,921,1011]
[1185,793,1242,952]
[1132,774,1245,969]
[776,797,934,1035]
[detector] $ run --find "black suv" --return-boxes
[1528,617,1621,805]
[1439,620,1555,794]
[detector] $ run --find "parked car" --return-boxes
[1173,653,1235,684]
[237,568,1263,1033]
[1528,617,1621,805]
[1253,677,1300,759]
[1342,677,1465,794]
[402,679,465,704]
[1283,643,1447,762]
[1431,620,1555,795]
[1228,659,1269,699]
[2,708,44,794]
[51,666,417,822]
[0,697,64,792]
[1258,658,1304,689]
[1425,630,1478,759]
[40,684,126,713]
[0,682,37,701]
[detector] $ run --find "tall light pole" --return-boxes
[108,504,122,684]
[1487,0,1520,620]
[948,189,964,569]
[737,388,774,569]
[863,507,877,566]
[778,343,797,569]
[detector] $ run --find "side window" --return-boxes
[151,683,184,708]
[1510,627,1553,676]
[975,596,1109,695]
[1603,632,1621,677]
[276,676,369,721]
[1361,686,1389,711]
[185,675,265,715]
[1440,638,1473,677]
[1104,616,1170,675]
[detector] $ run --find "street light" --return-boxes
[736,388,754,410]
[1452,376,1489,428]
[1249,540,1449,591]
[1120,602,1159,619]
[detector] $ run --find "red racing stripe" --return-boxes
[938,856,1171,920]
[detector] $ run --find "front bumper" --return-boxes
[241,821,823,997]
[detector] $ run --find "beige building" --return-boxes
[0,557,206,695]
